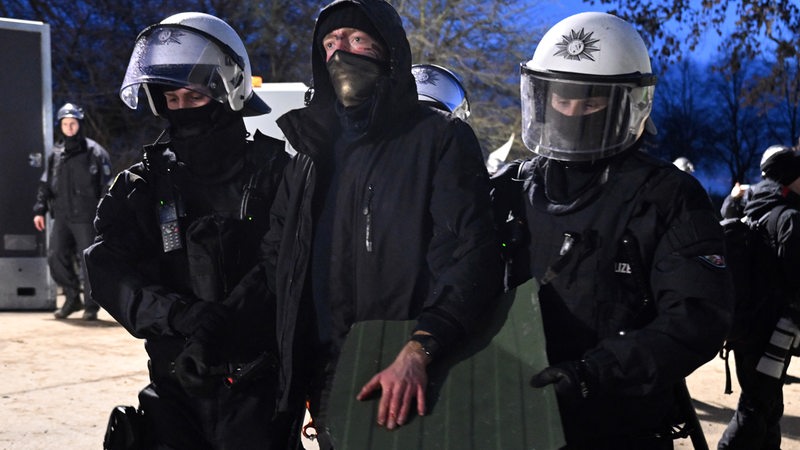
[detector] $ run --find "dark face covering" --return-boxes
[62,125,86,154]
[545,102,610,152]
[164,100,247,178]
[326,50,386,107]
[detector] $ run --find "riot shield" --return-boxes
[323,278,565,449]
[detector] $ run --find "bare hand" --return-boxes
[33,215,45,232]
[356,340,430,429]
[730,181,752,199]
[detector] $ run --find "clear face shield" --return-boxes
[520,66,654,162]
[119,25,244,112]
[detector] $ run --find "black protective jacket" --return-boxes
[85,130,289,372]
[33,137,112,222]
[267,0,502,410]
[498,149,733,444]
[743,179,800,315]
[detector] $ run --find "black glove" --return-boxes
[172,340,225,397]
[530,360,596,403]
[169,299,231,342]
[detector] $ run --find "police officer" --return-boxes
[719,145,800,449]
[33,102,111,320]
[673,156,695,174]
[411,63,470,121]
[493,12,732,448]
[83,12,297,449]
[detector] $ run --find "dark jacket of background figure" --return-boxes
[33,137,112,222]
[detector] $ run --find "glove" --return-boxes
[172,340,225,397]
[169,299,231,342]
[530,360,596,403]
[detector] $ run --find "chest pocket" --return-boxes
[185,215,249,303]
[526,165,661,340]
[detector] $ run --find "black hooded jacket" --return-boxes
[268,0,502,410]
[744,178,800,306]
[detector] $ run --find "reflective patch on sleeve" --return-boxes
[697,254,726,269]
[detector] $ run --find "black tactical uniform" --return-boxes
[85,127,293,449]
[33,134,111,318]
[497,149,732,448]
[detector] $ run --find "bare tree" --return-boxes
[707,51,766,187]
[394,0,546,160]
[587,0,800,67]
[749,56,800,147]
[650,59,715,165]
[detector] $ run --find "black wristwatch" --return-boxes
[409,334,441,360]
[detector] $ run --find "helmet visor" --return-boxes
[120,26,243,110]
[521,67,654,162]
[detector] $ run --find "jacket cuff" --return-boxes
[414,309,464,353]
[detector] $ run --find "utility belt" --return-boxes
[148,351,278,390]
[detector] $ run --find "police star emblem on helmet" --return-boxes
[412,67,438,85]
[156,29,183,45]
[554,28,600,61]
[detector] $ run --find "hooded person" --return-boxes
[83,12,298,449]
[33,102,112,320]
[266,0,502,446]
[719,145,800,449]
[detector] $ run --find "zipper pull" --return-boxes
[363,184,374,252]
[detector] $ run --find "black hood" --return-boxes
[309,0,417,117]
[744,178,800,219]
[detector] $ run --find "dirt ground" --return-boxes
[2,298,800,450]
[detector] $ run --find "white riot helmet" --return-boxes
[673,156,695,174]
[119,12,269,117]
[520,12,656,162]
[56,102,84,122]
[412,64,470,121]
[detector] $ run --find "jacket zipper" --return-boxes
[363,184,374,253]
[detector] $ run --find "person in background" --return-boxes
[492,12,732,449]
[718,145,800,450]
[720,181,752,219]
[411,63,470,121]
[33,102,111,321]
[672,156,695,175]
[265,0,502,447]
[83,12,298,449]
[719,147,795,220]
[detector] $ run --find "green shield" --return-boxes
[323,278,565,449]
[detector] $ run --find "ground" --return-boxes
[1,300,799,450]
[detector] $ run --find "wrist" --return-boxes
[408,333,441,362]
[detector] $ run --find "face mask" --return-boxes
[166,101,245,177]
[326,50,386,107]
[545,103,610,152]
[63,128,86,153]
[164,100,223,139]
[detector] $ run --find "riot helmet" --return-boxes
[56,103,84,122]
[119,12,269,117]
[412,64,470,121]
[520,12,656,162]
[760,145,800,185]
[673,157,695,174]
